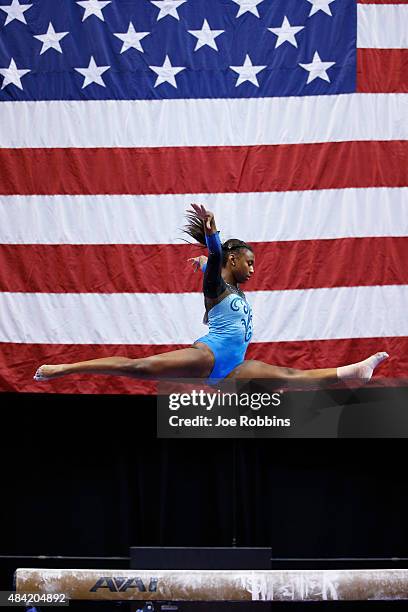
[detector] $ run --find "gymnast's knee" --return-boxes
[280,366,300,378]
[127,358,158,377]
[236,361,301,380]
[104,357,155,377]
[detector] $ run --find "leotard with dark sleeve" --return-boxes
[194,232,253,380]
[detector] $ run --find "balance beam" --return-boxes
[14,568,408,601]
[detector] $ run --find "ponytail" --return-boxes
[183,210,207,247]
[183,211,253,265]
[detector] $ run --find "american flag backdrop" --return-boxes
[0,0,406,394]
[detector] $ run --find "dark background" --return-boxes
[3,392,408,556]
[1,391,408,608]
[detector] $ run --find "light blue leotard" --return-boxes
[194,232,253,379]
[195,292,253,379]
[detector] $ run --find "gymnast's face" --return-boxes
[231,249,255,283]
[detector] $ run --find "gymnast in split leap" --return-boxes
[34,204,388,386]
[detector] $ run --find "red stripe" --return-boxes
[0,141,406,196]
[247,237,408,292]
[1,237,408,293]
[0,337,404,395]
[357,50,408,93]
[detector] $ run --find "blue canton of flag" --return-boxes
[0,0,356,101]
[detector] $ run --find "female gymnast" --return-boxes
[34,204,388,386]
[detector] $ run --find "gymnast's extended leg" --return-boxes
[34,343,214,381]
[227,352,388,387]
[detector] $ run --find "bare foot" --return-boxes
[33,364,67,381]
[337,352,389,383]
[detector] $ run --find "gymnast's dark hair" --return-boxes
[183,210,253,266]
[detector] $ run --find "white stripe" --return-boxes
[0,94,406,149]
[1,188,406,244]
[357,5,408,49]
[1,285,407,344]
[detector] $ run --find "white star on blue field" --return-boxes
[0,0,356,101]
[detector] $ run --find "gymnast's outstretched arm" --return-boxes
[202,231,227,299]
